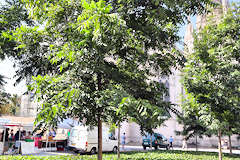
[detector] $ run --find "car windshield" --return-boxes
[70,129,78,137]
[143,133,167,141]
[160,134,167,141]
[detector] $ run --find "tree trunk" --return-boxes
[117,123,120,159]
[218,129,222,160]
[195,134,198,151]
[2,128,6,155]
[18,127,21,154]
[97,73,103,160]
[150,133,152,150]
[98,117,103,160]
[228,134,232,155]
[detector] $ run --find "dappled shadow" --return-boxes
[106,150,240,159]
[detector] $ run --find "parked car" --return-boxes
[142,133,169,150]
[68,125,118,154]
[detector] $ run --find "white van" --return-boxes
[68,125,118,154]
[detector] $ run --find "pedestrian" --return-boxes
[14,131,20,141]
[1,128,9,142]
[182,137,187,150]
[49,129,56,137]
[2,128,10,153]
[109,132,115,140]
[9,129,14,141]
[121,132,126,151]
[21,130,26,140]
[169,136,173,150]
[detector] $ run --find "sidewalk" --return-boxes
[24,144,240,156]
[173,147,240,155]
[124,144,240,154]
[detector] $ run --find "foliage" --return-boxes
[183,3,240,133]
[16,0,213,132]
[0,75,10,112]
[103,85,171,135]
[0,0,57,85]
[10,0,213,159]
[0,89,10,108]
[176,93,212,140]
[183,3,240,159]
[0,150,239,160]
[0,75,6,86]
[9,94,21,115]
[1,0,215,86]
[0,0,33,59]
[0,94,20,115]
[130,98,170,136]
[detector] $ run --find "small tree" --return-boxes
[0,75,10,113]
[95,85,130,158]
[176,93,212,151]
[131,99,171,150]
[183,4,240,160]
[9,94,21,115]
[0,91,10,114]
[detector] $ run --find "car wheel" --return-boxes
[113,146,118,153]
[143,146,146,150]
[90,147,97,155]
[74,150,79,154]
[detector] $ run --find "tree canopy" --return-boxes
[176,94,212,140]
[6,0,214,159]
[183,3,240,160]
[13,0,213,125]
[0,0,33,59]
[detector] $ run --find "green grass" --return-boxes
[0,150,239,160]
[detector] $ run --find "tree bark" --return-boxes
[98,117,103,160]
[2,128,6,155]
[218,129,222,160]
[97,73,103,160]
[195,134,198,151]
[150,133,152,150]
[228,134,232,155]
[117,123,120,159]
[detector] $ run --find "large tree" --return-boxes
[183,4,240,160]
[10,0,213,159]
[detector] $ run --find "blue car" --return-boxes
[142,133,169,150]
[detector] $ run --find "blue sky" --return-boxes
[0,0,239,95]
